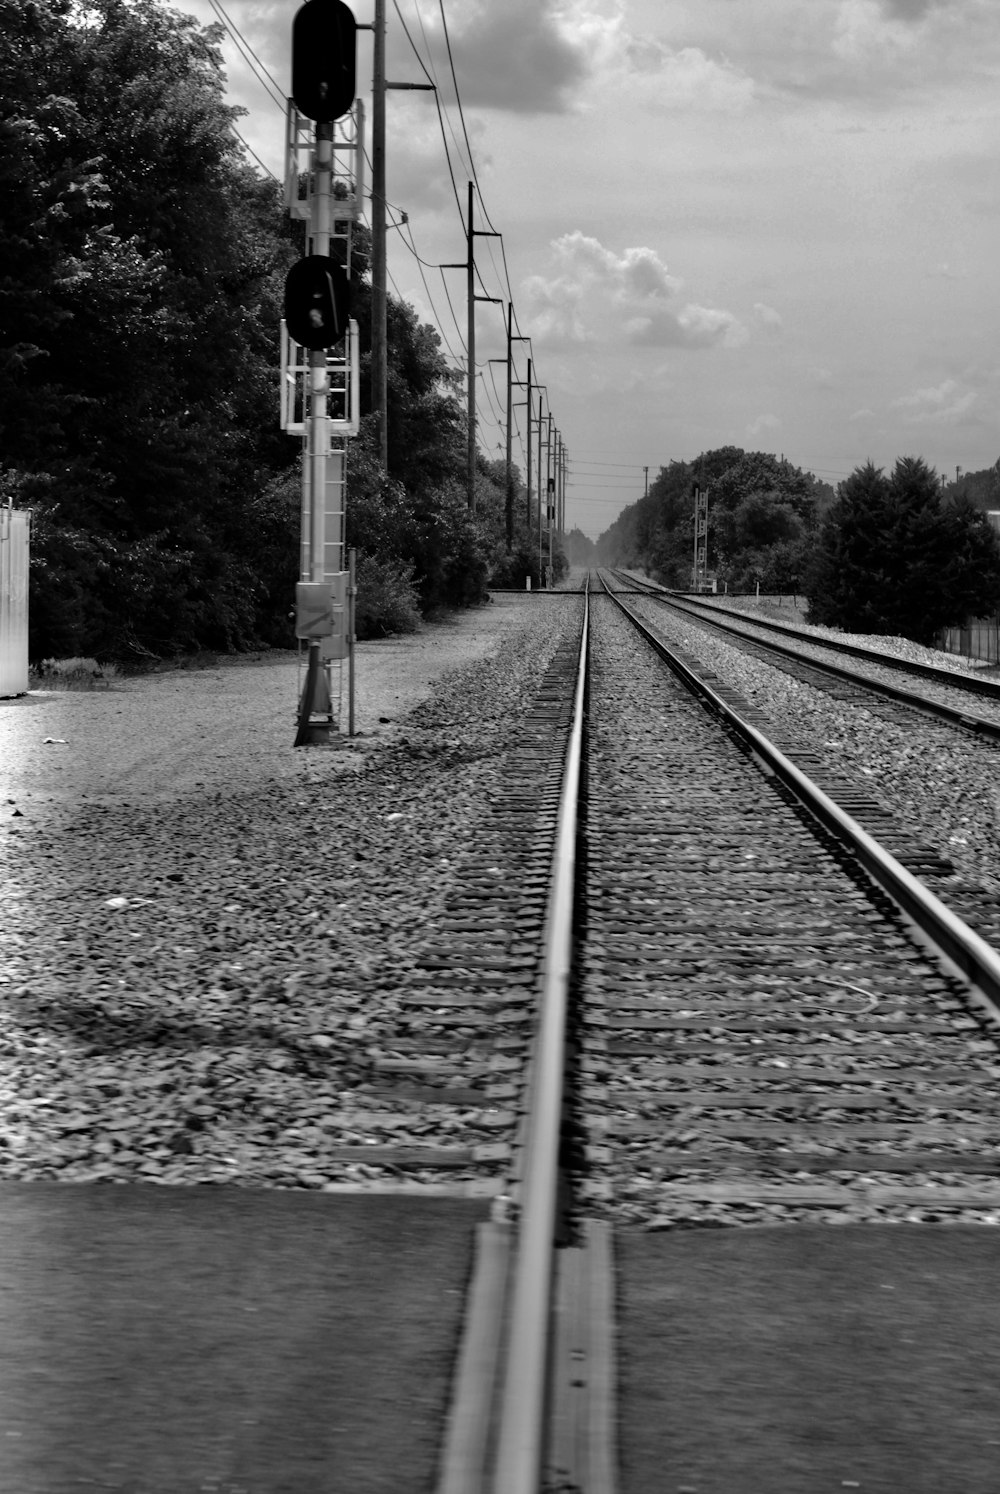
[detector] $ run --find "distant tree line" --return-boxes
[0,0,561,662]
[597,447,1000,645]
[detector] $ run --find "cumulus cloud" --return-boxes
[747,413,781,438]
[521,231,746,350]
[753,302,784,333]
[833,0,934,59]
[621,41,755,112]
[387,106,491,212]
[880,0,940,19]
[424,0,596,114]
[891,378,978,423]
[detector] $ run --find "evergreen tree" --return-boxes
[806,457,1000,643]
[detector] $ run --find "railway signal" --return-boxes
[285,1,361,746]
[284,255,350,351]
[291,0,357,123]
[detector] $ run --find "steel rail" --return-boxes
[491,585,590,1494]
[603,584,1000,1021]
[611,571,1000,741]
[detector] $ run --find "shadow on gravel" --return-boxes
[6,988,358,1075]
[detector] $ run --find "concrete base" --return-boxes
[0,1182,488,1493]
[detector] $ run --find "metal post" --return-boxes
[536,398,546,586]
[546,414,554,588]
[525,358,533,533]
[467,182,476,511]
[691,482,699,590]
[557,433,564,539]
[371,0,387,469]
[505,303,514,553]
[295,118,335,746]
[348,545,356,737]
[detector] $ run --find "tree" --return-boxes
[1,0,553,656]
[806,457,1000,644]
[563,528,595,567]
[1,0,300,658]
[595,447,822,591]
[942,460,1000,513]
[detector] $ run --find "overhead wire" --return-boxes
[387,2,557,463]
[391,0,467,224]
[436,0,482,197]
[392,217,465,366]
[207,0,287,114]
[234,127,280,181]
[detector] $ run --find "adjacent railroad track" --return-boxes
[610,567,1000,740]
[435,571,1000,1493]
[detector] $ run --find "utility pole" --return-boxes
[505,302,514,552]
[466,182,475,510]
[369,1,434,472]
[546,413,554,587]
[644,465,649,499]
[553,430,562,544]
[536,396,546,584]
[370,0,387,469]
[532,388,546,584]
[493,306,530,554]
[692,481,709,591]
[524,358,533,531]
[463,183,502,510]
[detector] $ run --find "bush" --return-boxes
[354,552,421,638]
[33,657,120,688]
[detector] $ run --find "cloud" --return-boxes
[831,0,978,64]
[747,413,781,438]
[427,0,595,114]
[891,378,978,423]
[521,232,746,350]
[626,305,749,350]
[753,302,784,333]
[385,103,493,214]
[833,0,925,60]
[621,41,755,112]
[880,0,939,19]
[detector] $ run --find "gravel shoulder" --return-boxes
[1,598,540,809]
[0,595,583,1187]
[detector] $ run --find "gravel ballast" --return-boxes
[631,595,1000,902]
[0,596,582,1187]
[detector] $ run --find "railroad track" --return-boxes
[608,567,1000,739]
[582,581,1000,1221]
[434,572,1000,1494]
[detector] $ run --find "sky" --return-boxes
[170,0,1000,537]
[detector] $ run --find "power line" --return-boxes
[437,0,481,194]
[391,1,466,224]
[207,0,287,114]
[393,217,464,365]
[438,268,466,358]
[571,459,651,470]
[392,0,438,88]
[233,126,279,181]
